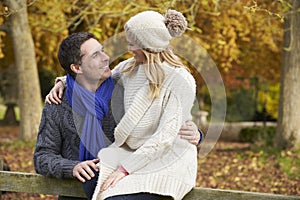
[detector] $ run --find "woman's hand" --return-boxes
[100,167,127,192]
[179,120,201,145]
[45,80,65,105]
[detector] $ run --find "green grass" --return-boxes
[249,147,300,179]
[277,150,300,178]
[0,104,5,119]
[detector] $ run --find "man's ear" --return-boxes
[70,64,82,74]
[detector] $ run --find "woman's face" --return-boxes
[130,47,146,64]
[126,36,146,64]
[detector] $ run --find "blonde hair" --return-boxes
[123,48,189,99]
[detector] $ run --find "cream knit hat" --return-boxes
[124,9,188,52]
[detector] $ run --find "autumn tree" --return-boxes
[276,0,300,150]
[1,0,42,140]
[0,0,288,138]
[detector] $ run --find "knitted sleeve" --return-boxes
[55,75,66,85]
[120,68,196,173]
[33,104,80,179]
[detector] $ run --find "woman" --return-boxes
[92,10,197,200]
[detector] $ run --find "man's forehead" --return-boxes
[81,39,103,56]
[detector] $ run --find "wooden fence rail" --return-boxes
[1,170,299,200]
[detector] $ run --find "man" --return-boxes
[34,32,202,200]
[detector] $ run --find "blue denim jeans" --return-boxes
[82,168,99,200]
[105,193,172,200]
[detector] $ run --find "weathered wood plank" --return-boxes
[0,170,299,200]
[183,187,300,200]
[0,171,86,198]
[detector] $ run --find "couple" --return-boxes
[34,9,201,200]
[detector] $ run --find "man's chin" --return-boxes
[102,72,112,80]
[106,71,112,77]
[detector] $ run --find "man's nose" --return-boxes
[102,52,110,61]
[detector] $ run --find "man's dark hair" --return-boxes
[57,32,96,77]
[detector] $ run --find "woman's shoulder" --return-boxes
[111,58,134,81]
[112,58,134,73]
[163,63,196,87]
[111,58,133,84]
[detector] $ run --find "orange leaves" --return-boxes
[197,142,300,195]
[187,0,284,91]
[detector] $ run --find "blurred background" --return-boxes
[0,0,299,199]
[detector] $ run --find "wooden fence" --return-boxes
[0,159,299,200]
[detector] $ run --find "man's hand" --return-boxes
[73,159,99,182]
[100,168,127,192]
[179,121,200,145]
[45,81,65,105]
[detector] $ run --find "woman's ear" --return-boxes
[70,64,82,74]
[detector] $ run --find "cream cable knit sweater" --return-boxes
[93,59,197,200]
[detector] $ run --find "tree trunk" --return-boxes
[5,0,42,140]
[276,0,300,150]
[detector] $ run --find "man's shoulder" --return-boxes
[43,92,71,113]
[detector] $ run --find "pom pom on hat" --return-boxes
[124,9,188,52]
[164,9,188,37]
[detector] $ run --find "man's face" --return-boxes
[79,38,111,85]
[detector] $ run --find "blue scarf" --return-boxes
[66,74,114,161]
